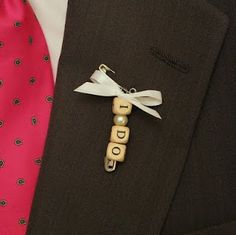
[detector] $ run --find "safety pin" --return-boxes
[99,64,137,94]
[99,64,117,172]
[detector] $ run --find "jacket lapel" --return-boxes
[28,0,228,234]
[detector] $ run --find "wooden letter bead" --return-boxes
[112,97,132,115]
[106,142,126,162]
[110,125,130,144]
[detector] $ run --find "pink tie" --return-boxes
[0,1,54,234]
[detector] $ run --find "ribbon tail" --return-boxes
[122,90,162,106]
[124,97,162,119]
[74,83,120,97]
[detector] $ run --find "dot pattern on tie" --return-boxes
[0,1,54,234]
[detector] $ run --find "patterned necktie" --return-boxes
[0,1,54,234]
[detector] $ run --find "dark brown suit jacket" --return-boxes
[27,0,236,234]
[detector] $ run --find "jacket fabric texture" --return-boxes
[27,0,236,234]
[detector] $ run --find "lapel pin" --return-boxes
[74,64,162,172]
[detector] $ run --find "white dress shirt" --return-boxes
[28,0,69,81]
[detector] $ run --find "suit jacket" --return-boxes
[27,0,236,234]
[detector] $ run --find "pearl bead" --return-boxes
[113,115,128,126]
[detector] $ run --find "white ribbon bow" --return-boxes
[74,69,162,119]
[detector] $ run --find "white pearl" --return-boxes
[113,115,128,126]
